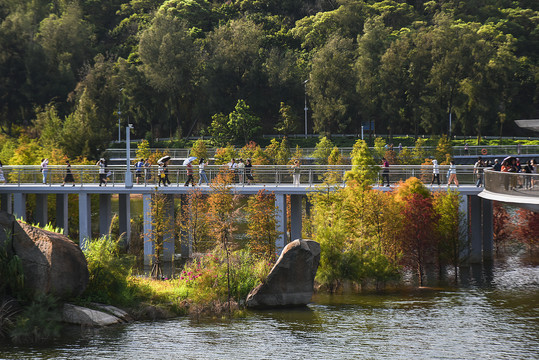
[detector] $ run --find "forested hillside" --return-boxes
[0,0,537,159]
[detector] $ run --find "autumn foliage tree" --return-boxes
[245,190,278,260]
[399,193,437,286]
[493,201,511,254]
[514,209,539,254]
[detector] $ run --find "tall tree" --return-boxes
[139,13,200,137]
[309,34,357,135]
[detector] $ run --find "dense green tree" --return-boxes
[309,34,357,134]
[139,13,201,137]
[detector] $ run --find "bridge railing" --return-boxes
[483,169,539,197]
[104,144,539,161]
[0,164,481,187]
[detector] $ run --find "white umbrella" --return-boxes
[183,156,197,165]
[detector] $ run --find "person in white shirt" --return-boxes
[447,160,459,188]
[430,159,440,186]
[198,158,209,185]
[41,158,49,184]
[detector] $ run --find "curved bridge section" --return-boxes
[480,169,539,212]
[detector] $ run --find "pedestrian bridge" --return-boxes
[480,169,539,212]
[0,164,503,266]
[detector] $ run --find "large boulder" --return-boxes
[246,239,320,309]
[0,211,89,299]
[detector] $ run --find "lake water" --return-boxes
[2,254,538,360]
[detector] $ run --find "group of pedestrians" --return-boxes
[497,157,537,190]
[430,160,459,188]
[227,158,254,185]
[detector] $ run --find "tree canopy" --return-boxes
[0,0,537,158]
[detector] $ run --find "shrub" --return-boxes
[10,294,62,344]
[179,247,270,305]
[82,236,135,305]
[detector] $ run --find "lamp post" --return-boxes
[303,79,309,138]
[118,88,123,142]
[125,123,134,188]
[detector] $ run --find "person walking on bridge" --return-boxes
[447,160,459,188]
[41,158,49,184]
[381,157,390,187]
[97,158,107,186]
[61,160,75,186]
[0,160,5,184]
[474,157,484,187]
[184,160,195,186]
[430,159,440,186]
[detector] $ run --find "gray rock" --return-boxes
[246,239,321,309]
[90,303,133,322]
[63,304,122,327]
[0,211,89,299]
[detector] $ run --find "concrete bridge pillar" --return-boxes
[290,195,302,241]
[459,194,469,261]
[78,193,91,249]
[99,194,112,236]
[275,194,287,255]
[142,193,176,266]
[162,194,175,262]
[143,193,154,266]
[482,198,493,262]
[35,194,48,227]
[119,194,131,248]
[470,195,482,263]
[13,193,26,221]
[56,194,68,235]
[1,193,13,213]
[179,194,191,259]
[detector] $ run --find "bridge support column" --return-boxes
[290,195,302,241]
[78,193,91,249]
[99,194,112,236]
[143,194,154,266]
[1,193,13,213]
[35,194,48,227]
[162,194,175,262]
[179,194,191,259]
[119,194,131,248]
[470,195,482,264]
[482,199,493,262]
[459,195,469,261]
[275,194,287,255]
[13,193,26,221]
[56,194,68,236]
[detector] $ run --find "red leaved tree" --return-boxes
[514,208,539,254]
[400,193,437,286]
[493,201,511,255]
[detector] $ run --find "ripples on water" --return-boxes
[2,256,538,360]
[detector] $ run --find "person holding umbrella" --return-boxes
[184,158,195,186]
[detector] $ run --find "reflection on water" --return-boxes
[2,255,538,360]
